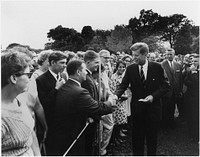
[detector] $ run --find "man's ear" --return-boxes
[10,75,17,84]
[50,60,55,65]
[77,69,80,76]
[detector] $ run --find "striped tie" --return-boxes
[140,66,145,84]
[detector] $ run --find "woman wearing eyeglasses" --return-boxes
[1,51,41,156]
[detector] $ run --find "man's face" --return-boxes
[166,51,175,61]
[132,49,147,65]
[191,57,199,68]
[52,59,67,73]
[79,63,88,81]
[100,52,110,66]
[87,57,100,72]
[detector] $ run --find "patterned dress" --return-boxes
[1,99,35,156]
[110,73,127,125]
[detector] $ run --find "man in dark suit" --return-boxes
[161,48,183,129]
[36,51,67,154]
[48,60,115,155]
[81,50,100,155]
[115,42,170,156]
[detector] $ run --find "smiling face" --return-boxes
[117,63,126,75]
[132,49,147,65]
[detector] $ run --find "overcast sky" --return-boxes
[1,0,200,49]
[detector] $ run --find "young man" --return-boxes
[36,51,67,154]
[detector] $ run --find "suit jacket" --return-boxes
[161,60,183,98]
[115,61,170,121]
[82,71,98,101]
[36,70,58,127]
[48,79,113,155]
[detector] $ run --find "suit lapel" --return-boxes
[145,61,153,86]
[46,70,57,87]
[87,72,99,100]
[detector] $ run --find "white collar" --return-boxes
[49,69,59,80]
[140,59,148,69]
[68,78,81,87]
[86,68,92,75]
[167,60,174,67]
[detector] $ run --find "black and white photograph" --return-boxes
[1,0,199,156]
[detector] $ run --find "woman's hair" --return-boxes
[1,51,31,88]
[113,60,126,74]
[37,50,52,66]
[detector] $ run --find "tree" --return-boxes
[81,26,95,44]
[47,25,85,51]
[190,36,199,54]
[174,24,193,55]
[142,35,166,54]
[128,9,162,43]
[160,14,188,48]
[105,25,133,53]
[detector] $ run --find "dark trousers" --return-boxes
[132,116,158,156]
[85,122,96,155]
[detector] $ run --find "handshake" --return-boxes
[112,95,128,102]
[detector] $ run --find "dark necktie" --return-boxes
[140,66,145,84]
[56,74,59,80]
[170,61,174,73]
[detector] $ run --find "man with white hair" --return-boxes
[161,48,183,129]
[99,49,115,155]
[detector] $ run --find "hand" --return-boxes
[138,95,153,103]
[119,95,128,101]
[55,78,66,90]
[112,95,118,101]
[41,129,48,143]
[87,117,94,123]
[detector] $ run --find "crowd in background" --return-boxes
[1,42,199,156]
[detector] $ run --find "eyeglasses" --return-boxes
[100,56,110,60]
[14,72,32,78]
[125,60,131,62]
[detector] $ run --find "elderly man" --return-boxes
[99,49,115,155]
[161,48,183,129]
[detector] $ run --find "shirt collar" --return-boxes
[86,68,92,75]
[140,59,148,69]
[68,78,81,87]
[49,69,58,80]
[167,60,174,66]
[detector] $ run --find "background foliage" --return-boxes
[45,9,199,55]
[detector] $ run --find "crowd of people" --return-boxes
[1,42,199,156]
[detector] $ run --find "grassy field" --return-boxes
[112,121,199,156]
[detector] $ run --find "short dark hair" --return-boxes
[130,42,149,55]
[1,51,31,88]
[84,50,98,62]
[67,60,84,76]
[48,51,67,65]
